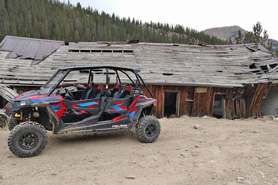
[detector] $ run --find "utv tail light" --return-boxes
[153,102,157,106]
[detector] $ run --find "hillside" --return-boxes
[203,25,278,52]
[202,25,246,42]
[269,39,278,52]
[0,0,226,45]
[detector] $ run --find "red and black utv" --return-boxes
[8,66,160,157]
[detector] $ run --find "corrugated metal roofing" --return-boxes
[0,35,64,65]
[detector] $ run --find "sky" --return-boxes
[63,0,278,40]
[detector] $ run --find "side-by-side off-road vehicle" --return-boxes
[8,66,160,157]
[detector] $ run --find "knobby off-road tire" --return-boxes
[136,116,161,143]
[0,114,8,128]
[8,117,17,131]
[8,121,48,158]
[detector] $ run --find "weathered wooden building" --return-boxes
[1,35,278,119]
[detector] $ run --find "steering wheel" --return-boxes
[65,88,74,100]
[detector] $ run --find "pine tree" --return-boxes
[254,22,272,51]
[76,2,81,10]
[253,22,263,44]
[235,30,242,44]
[266,41,273,52]
[244,31,254,43]
[74,30,80,42]
[64,23,71,41]
[262,30,269,44]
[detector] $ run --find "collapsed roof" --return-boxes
[0,36,277,88]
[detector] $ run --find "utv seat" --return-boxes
[109,84,121,97]
[119,86,133,98]
[87,84,104,99]
[80,82,94,100]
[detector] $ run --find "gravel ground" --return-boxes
[0,116,278,185]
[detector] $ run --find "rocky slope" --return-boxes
[202,25,246,42]
[203,26,278,52]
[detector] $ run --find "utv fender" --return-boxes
[135,99,156,108]
[29,104,60,134]
[131,102,156,129]
[133,99,156,120]
[132,107,143,123]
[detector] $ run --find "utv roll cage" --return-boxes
[44,66,154,98]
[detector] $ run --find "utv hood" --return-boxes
[13,90,63,110]
[15,90,44,100]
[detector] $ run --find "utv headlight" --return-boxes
[20,101,26,106]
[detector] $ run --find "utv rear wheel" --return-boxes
[8,117,17,131]
[0,114,8,128]
[136,116,161,143]
[8,122,48,158]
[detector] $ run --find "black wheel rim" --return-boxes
[145,124,156,137]
[18,133,39,150]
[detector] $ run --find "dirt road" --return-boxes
[0,116,278,185]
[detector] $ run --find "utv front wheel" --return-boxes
[136,116,161,143]
[8,122,48,158]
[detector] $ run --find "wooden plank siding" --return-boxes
[143,83,269,119]
[142,85,194,118]
[245,83,268,117]
[191,87,232,118]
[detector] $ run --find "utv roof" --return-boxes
[58,66,140,73]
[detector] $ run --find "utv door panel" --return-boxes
[104,98,129,114]
[64,98,101,115]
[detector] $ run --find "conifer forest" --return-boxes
[0,0,227,44]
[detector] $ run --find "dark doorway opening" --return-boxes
[164,92,178,117]
[0,98,8,109]
[213,95,226,119]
